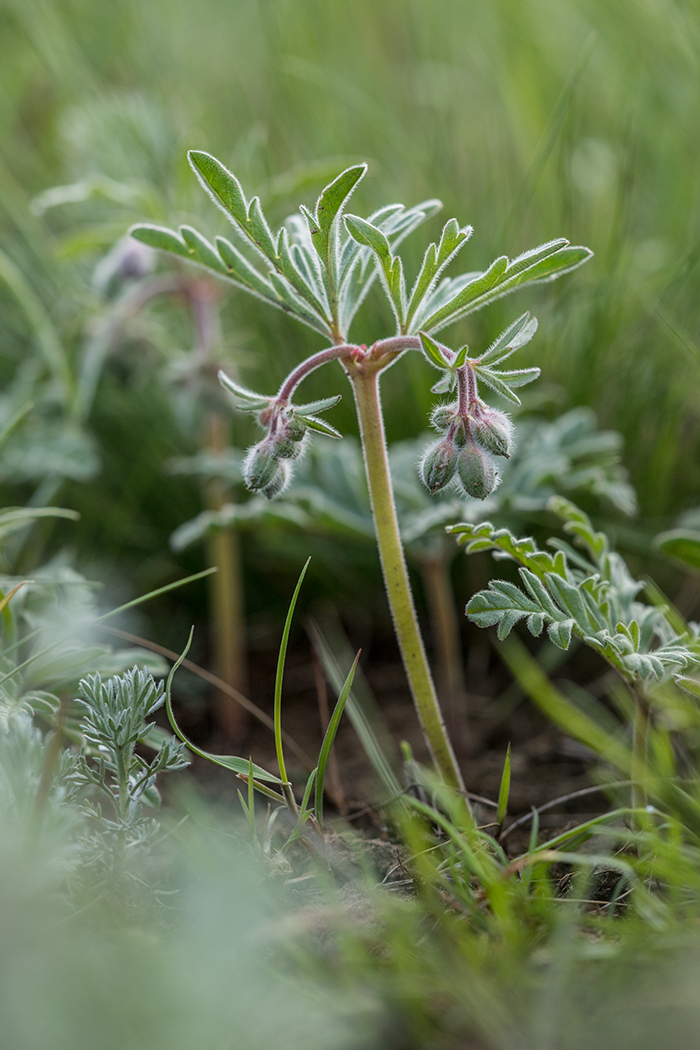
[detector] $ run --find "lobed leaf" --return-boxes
[311,164,367,259]
[129,223,191,259]
[418,254,508,332]
[419,331,452,369]
[188,150,249,226]
[472,365,522,405]
[478,312,538,366]
[179,225,228,274]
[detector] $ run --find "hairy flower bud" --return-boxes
[243,440,278,491]
[430,403,456,433]
[472,408,513,458]
[272,431,307,460]
[260,460,291,499]
[419,438,458,494]
[457,442,499,499]
[284,415,307,442]
[452,419,467,447]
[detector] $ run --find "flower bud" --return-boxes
[452,419,467,447]
[260,461,291,499]
[284,414,307,442]
[457,442,499,499]
[430,403,456,433]
[243,440,278,491]
[272,432,307,460]
[419,439,458,495]
[472,409,513,458]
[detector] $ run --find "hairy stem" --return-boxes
[350,365,465,794]
[277,343,356,402]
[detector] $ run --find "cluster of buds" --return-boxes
[218,370,343,500]
[243,407,309,498]
[419,388,513,500]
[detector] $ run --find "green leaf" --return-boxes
[419,254,508,332]
[187,150,249,226]
[499,636,631,772]
[0,506,79,544]
[545,573,592,633]
[312,164,367,258]
[314,650,360,829]
[547,618,574,649]
[472,365,522,405]
[277,228,330,317]
[406,242,437,321]
[215,236,277,300]
[519,568,564,622]
[453,345,469,368]
[431,372,456,394]
[493,366,541,388]
[266,271,333,333]
[344,214,392,263]
[294,394,342,414]
[436,218,472,267]
[503,238,569,280]
[179,225,228,274]
[405,220,473,326]
[504,244,593,286]
[479,312,538,366]
[466,580,540,633]
[274,560,310,785]
[164,628,282,784]
[217,371,271,409]
[129,223,190,259]
[297,414,342,438]
[654,529,700,572]
[496,743,511,825]
[248,196,279,261]
[419,331,451,369]
[388,255,406,326]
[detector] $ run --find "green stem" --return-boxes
[350,366,465,794]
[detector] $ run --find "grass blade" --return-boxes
[274,558,311,796]
[164,627,283,785]
[496,743,512,826]
[314,650,360,829]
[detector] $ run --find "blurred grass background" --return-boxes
[0,0,698,628]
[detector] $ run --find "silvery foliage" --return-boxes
[130,152,591,497]
[74,666,189,829]
[453,498,699,683]
[0,665,188,900]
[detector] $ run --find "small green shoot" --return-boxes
[496,743,512,827]
[314,650,360,829]
[274,558,311,811]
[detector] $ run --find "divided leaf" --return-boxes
[188,149,249,226]
[310,164,367,261]
[129,223,191,259]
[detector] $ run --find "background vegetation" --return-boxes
[2,2,700,1048]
